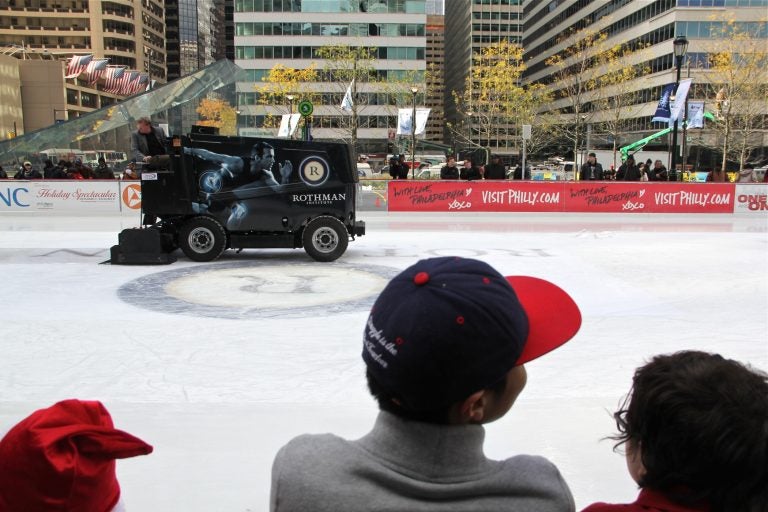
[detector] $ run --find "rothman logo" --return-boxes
[299,156,330,187]
[117,261,399,320]
[292,192,346,205]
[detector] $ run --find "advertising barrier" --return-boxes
[387,181,749,214]
[734,184,768,214]
[0,180,141,213]
[2,180,765,215]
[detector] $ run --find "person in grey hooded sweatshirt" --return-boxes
[270,256,582,512]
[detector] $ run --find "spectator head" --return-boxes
[0,399,153,512]
[23,161,32,168]
[447,156,456,165]
[612,351,768,510]
[74,158,82,166]
[654,160,663,168]
[136,116,153,134]
[44,159,53,167]
[588,152,597,162]
[98,157,106,164]
[626,156,635,164]
[492,155,502,163]
[398,154,406,162]
[463,159,472,168]
[364,257,581,424]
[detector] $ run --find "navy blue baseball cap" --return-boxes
[362,257,582,411]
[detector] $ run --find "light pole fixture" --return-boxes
[286,94,295,138]
[410,87,418,179]
[670,34,688,181]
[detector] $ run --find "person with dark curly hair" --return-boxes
[582,351,768,512]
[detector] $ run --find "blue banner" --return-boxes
[651,84,675,123]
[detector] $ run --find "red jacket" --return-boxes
[582,488,709,512]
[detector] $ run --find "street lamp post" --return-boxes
[670,34,688,181]
[286,94,295,139]
[410,87,418,179]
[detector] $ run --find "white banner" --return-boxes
[0,180,122,212]
[277,114,302,138]
[414,108,431,136]
[669,79,692,124]
[397,108,430,136]
[396,108,412,135]
[687,101,705,129]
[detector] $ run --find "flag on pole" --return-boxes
[65,54,93,79]
[687,101,705,129]
[82,58,109,84]
[103,66,125,93]
[119,71,139,96]
[130,73,149,94]
[651,84,674,123]
[669,78,692,125]
[341,79,354,112]
[278,114,302,137]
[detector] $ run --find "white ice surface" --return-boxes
[0,211,766,511]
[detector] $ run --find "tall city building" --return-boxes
[424,14,445,143]
[0,0,166,80]
[234,0,427,153]
[0,0,166,131]
[166,0,230,82]
[522,0,768,162]
[165,0,232,134]
[444,0,524,157]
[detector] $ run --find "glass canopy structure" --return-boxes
[0,59,246,170]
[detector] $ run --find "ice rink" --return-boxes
[1,210,766,511]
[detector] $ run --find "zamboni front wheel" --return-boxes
[302,216,348,262]
[179,216,227,262]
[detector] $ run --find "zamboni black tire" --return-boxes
[178,216,227,262]
[302,216,348,262]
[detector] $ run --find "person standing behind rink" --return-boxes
[271,256,582,512]
[580,153,604,181]
[582,351,768,512]
[131,116,169,170]
[440,155,460,179]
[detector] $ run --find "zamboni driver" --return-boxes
[184,142,292,194]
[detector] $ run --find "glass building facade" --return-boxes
[234,0,427,153]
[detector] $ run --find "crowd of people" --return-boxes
[0,158,144,180]
[0,257,765,512]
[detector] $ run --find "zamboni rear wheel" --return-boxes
[302,216,348,262]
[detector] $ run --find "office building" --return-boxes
[0,0,166,133]
[522,0,768,162]
[444,0,524,156]
[234,0,427,153]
